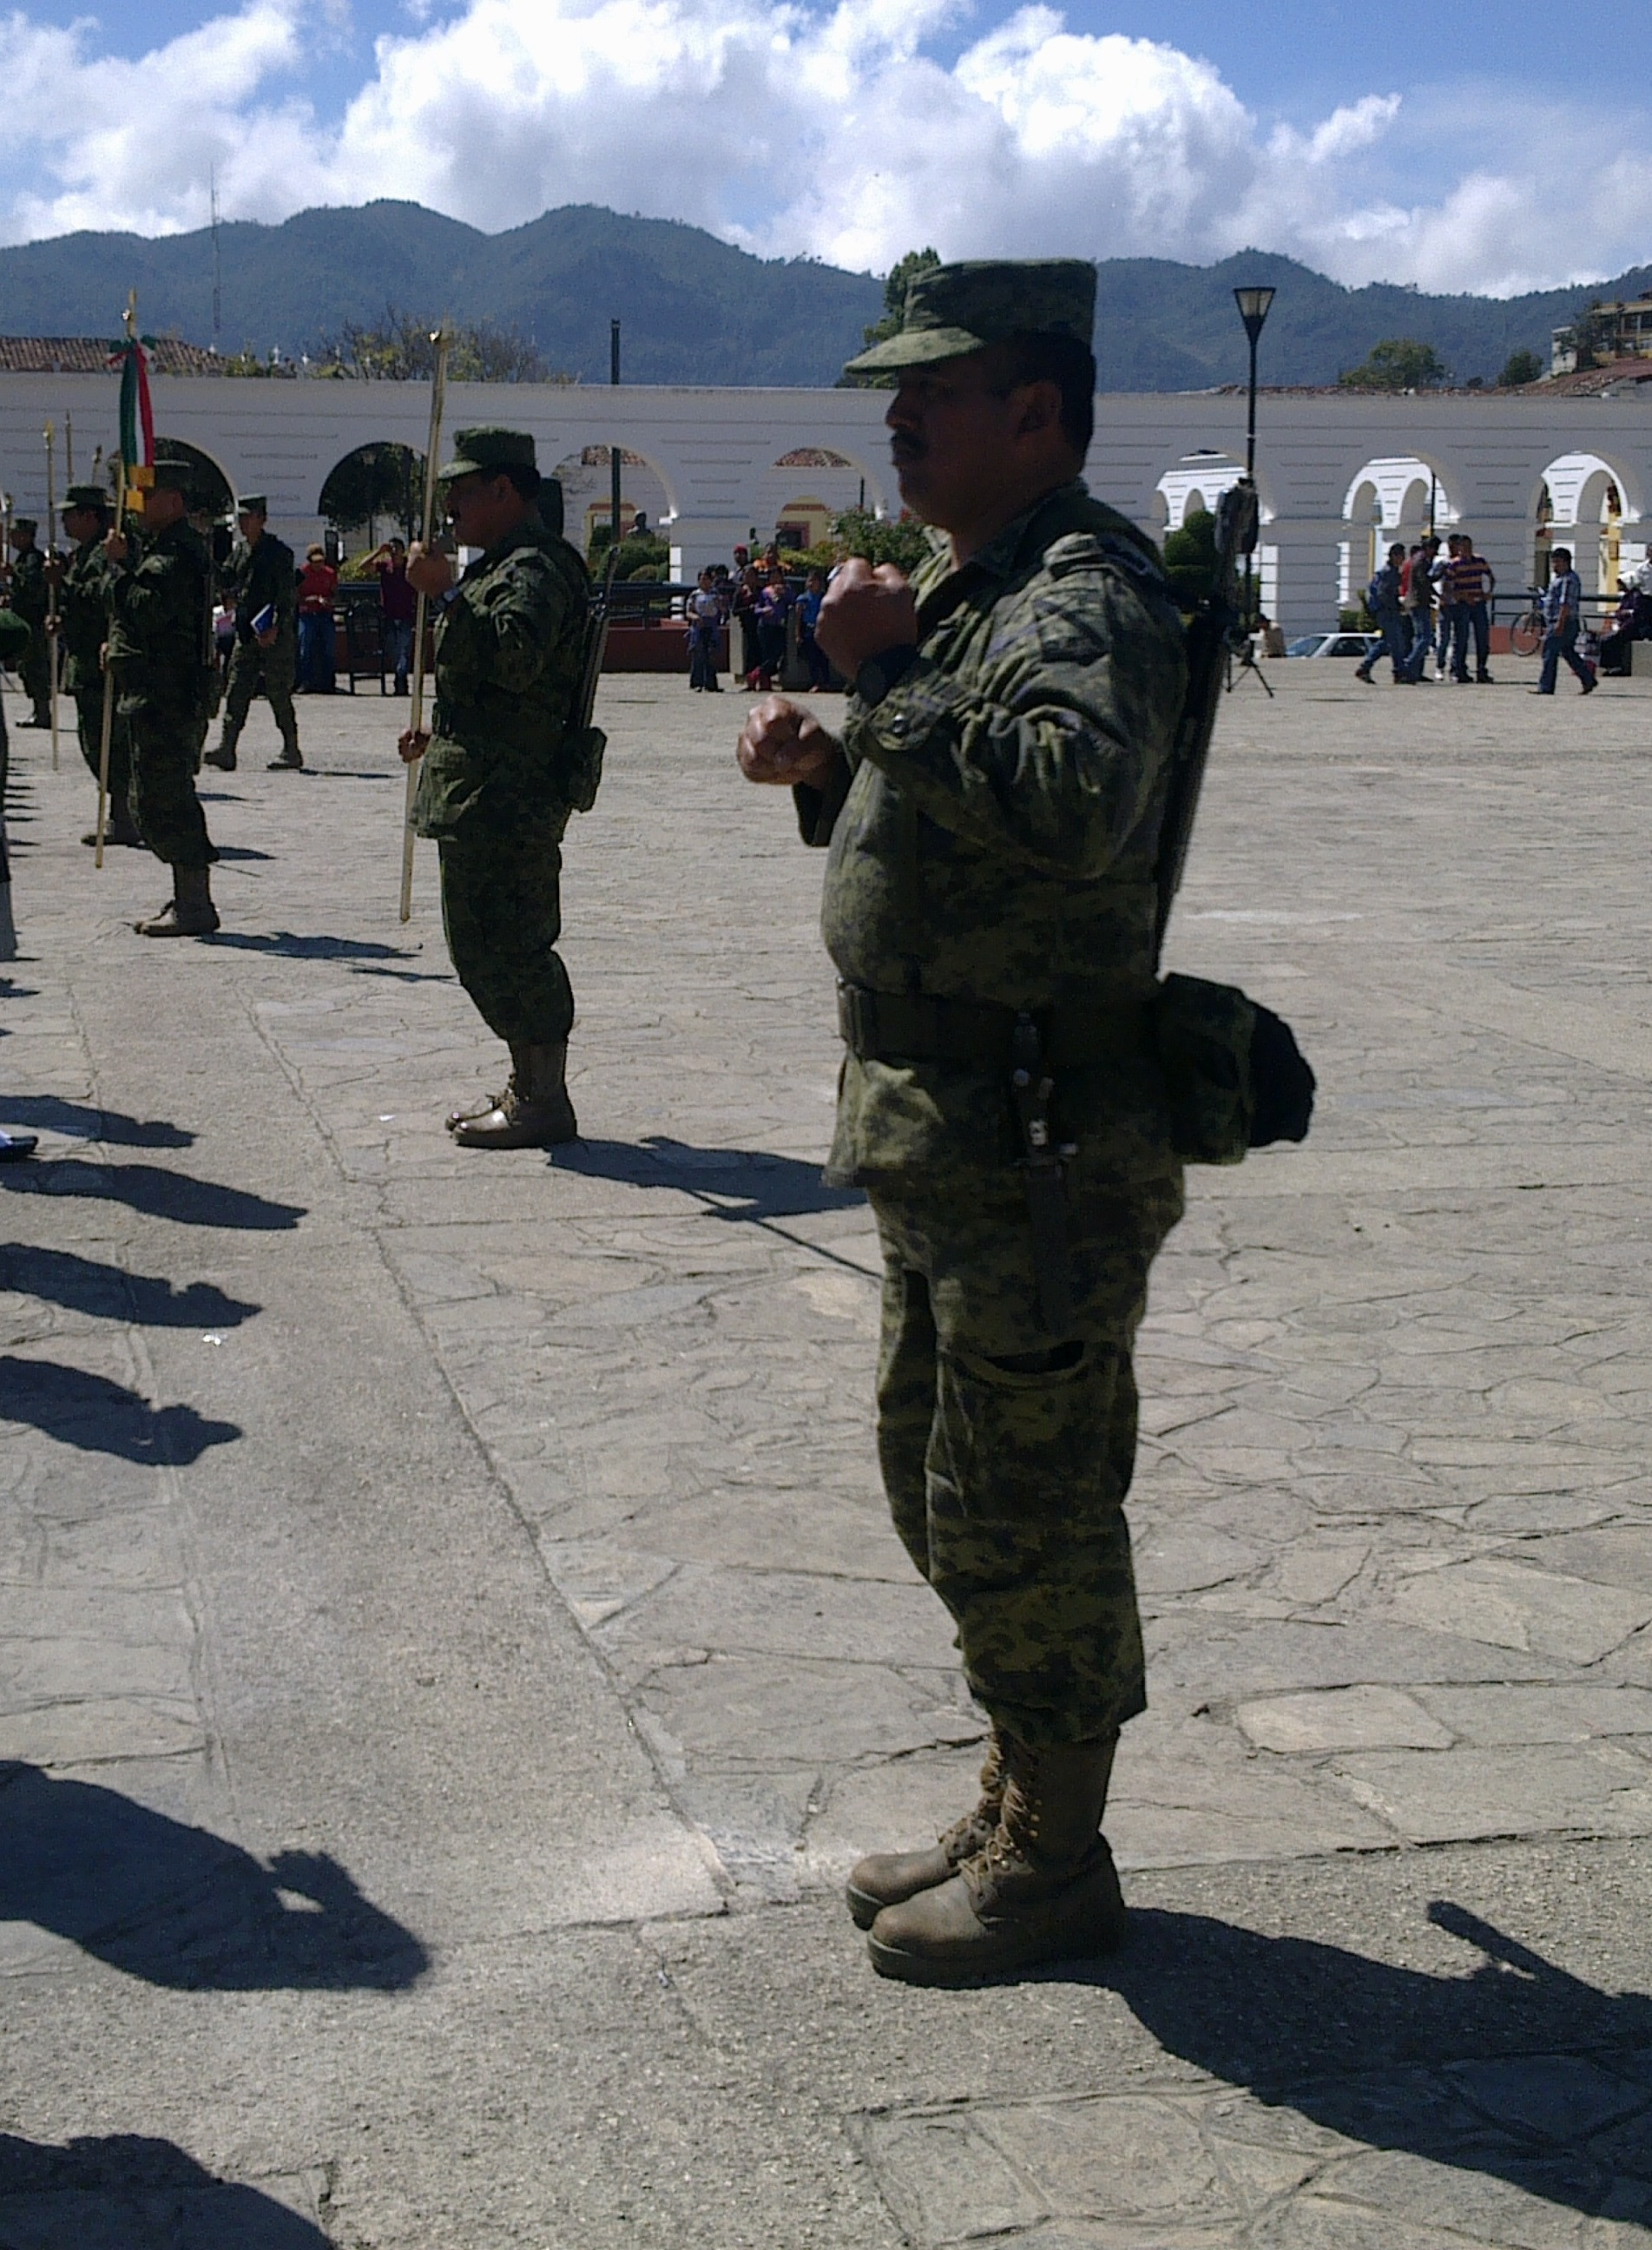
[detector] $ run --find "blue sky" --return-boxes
[1,0,1646,293]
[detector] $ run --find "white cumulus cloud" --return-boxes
[0,0,1648,296]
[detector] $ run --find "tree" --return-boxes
[1337,338,1449,391]
[1162,508,1220,610]
[838,248,942,390]
[312,306,573,384]
[319,443,425,541]
[1498,347,1544,388]
[829,505,934,574]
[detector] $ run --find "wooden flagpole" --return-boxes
[95,293,139,870]
[399,326,450,924]
[43,423,59,769]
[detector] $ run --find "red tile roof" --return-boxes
[0,335,220,375]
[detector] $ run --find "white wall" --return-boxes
[5,375,1649,632]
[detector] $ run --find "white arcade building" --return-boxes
[2,372,1649,633]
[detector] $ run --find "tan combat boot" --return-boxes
[451,1042,578,1148]
[135,867,220,938]
[846,1734,1004,1930]
[866,1732,1124,1987]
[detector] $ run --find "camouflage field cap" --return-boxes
[10,517,36,535]
[64,484,109,511]
[438,427,537,481]
[152,461,198,495]
[235,492,269,514]
[843,258,1096,375]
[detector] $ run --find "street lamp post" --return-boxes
[1233,285,1275,638]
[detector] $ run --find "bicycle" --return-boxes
[1508,592,1545,658]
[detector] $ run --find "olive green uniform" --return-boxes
[10,546,51,725]
[59,535,133,813]
[106,519,218,870]
[412,520,590,1045]
[796,480,1188,1750]
[217,530,299,760]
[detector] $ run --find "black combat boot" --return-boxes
[866,1732,1125,1986]
[451,1043,577,1148]
[135,866,220,938]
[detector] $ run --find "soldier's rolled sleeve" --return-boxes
[793,750,852,845]
[846,588,1184,879]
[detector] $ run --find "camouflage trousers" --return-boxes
[869,1158,1183,1749]
[21,636,52,723]
[73,687,133,813]
[128,704,215,871]
[218,635,298,758]
[438,824,575,1048]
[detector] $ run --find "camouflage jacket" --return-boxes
[58,536,114,692]
[106,518,215,716]
[413,519,590,842]
[796,479,1188,1188]
[9,547,48,628]
[223,532,297,643]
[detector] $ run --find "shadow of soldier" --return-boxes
[0,1764,428,1992]
[0,1358,240,1464]
[1079,1899,1652,2234]
[553,1135,863,1221]
[0,2133,329,2247]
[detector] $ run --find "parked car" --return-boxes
[1286,632,1379,659]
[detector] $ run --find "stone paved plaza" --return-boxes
[3,655,1652,2247]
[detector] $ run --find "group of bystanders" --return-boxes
[1355,531,1497,687]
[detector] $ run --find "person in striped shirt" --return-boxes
[1445,535,1496,684]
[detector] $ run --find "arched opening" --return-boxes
[753,446,872,556]
[1339,457,1460,609]
[153,438,234,523]
[1533,452,1641,595]
[552,446,672,562]
[1157,451,1278,620]
[319,443,425,557]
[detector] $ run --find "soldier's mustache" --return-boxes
[890,433,925,464]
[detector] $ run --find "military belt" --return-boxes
[836,984,1151,1071]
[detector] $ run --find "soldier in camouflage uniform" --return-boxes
[7,520,53,729]
[104,459,221,936]
[49,484,142,846]
[206,495,301,772]
[739,260,1188,1984]
[398,427,592,1148]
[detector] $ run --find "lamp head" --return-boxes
[1234,285,1276,345]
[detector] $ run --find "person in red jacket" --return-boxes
[295,545,339,694]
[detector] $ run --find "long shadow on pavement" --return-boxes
[556,1135,863,1220]
[0,1357,240,1462]
[207,931,418,963]
[0,1244,259,1327]
[1087,1901,1652,2230]
[0,1161,303,1229]
[0,2134,330,2248]
[0,1765,428,1991]
[0,1095,193,1147]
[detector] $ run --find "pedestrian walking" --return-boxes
[398,428,595,1148]
[1354,542,1411,683]
[206,495,302,770]
[1401,535,1440,681]
[1533,547,1596,694]
[49,484,141,845]
[102,459,221,936]
[1445,536,1496,682]
[737,259,1191,1985]
[797,568,833,688]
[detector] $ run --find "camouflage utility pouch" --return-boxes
[1154,972,1315,1165]
[558,725,606,814]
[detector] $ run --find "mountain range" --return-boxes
[0,201,1640,391]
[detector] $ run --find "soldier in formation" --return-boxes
[49,484,142,847]
[398,427,593,1148]
[103,459,222,936]
[6,518,53,729]
[738,260,1189,1984]
[206,494,302,772]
